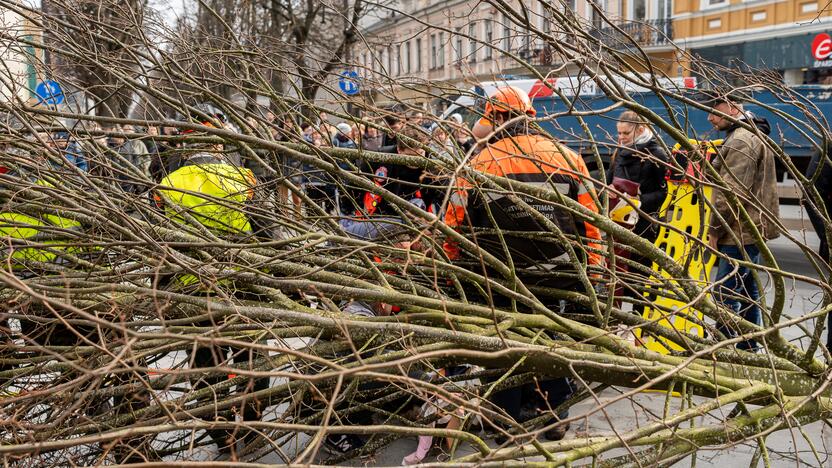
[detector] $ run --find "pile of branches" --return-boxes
[0,0,829,466]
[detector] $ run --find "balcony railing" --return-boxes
[518,46,559,67]
[589,19,673,49]
[513,19,672,68]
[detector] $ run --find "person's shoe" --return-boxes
[738,343,761,353]
[211,431,235,456]
[543,423,570,441]
[86,397,113,418]
[493,432,509,445]
[241,429,259,447]
[725,403,747,419]
[323,434,364,455]
[517,404,539,423]
[110,442,149,464]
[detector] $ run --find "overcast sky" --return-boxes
[28,0,189,27]
[153,0,188,26]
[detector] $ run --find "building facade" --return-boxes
[674,0,832,84]
[355,0,675,110]
[355,0,830,110]
[0,8,40,103]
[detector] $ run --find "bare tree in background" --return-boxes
[174,0,370,107]
[41,0,149,117]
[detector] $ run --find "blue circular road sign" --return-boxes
[339,70,360,96]
[36,80,64,105]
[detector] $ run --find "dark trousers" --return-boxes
[492,377,574,424]
[621,251,655,315]
[15,314,155,461]
[807,201,830,263]
[18,318,146,410]
[463,279,577,426]
[305,183,338,215]
[189,336,269,450]
[805,207,832,353]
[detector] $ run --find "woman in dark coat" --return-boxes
[608,110,669,311]
[608,110,669,243]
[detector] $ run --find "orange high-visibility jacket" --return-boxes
[444,127,602,268]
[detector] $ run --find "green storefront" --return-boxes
[692,32,832,85]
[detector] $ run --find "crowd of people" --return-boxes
[0,85,797,460]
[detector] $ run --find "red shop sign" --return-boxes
[812,33,832,61]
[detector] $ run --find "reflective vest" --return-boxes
[0,176,82,267]
[157,154,256,235]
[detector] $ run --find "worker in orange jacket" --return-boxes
[444,85,602,270]
[443,85,603,441]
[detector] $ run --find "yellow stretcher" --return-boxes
[636,139,721,354]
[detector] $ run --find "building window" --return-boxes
[430,34,437,69]
[395,44,401,75]
[386,46,392,73]
[484,19,493,59]
[801,1,818,13]
[502,13,511,52]
[454,28,463,63]
[590,0,605,29]
[468,23,477,62]
[707,18,722,28]
[751,10,766,21]
[361,52,368,76]
[416,38,422,71]
[404,42,410,73]
[631,0,646,20]
[657,0,671,19]
[438,32,445,68]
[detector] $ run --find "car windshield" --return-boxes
[446,98,485,129]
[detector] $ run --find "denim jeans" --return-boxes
[714,244,762,350]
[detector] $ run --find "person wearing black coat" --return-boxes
[608,111,669,313]
[607,111,669,243]
[803,142,832,354]
[805,142,832,263]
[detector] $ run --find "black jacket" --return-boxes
[805,143,832,260]
[726,114,772,137]
[806,143,832,205]
[607,137,669,239]
[356,157,425,217]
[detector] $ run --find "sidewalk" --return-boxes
[779,203,818,232]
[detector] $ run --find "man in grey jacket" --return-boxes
[705,92,780,350]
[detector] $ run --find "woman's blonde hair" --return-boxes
[618,110,646,129]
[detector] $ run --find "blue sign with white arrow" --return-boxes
[339,70,360,96]
[35,80,64,105]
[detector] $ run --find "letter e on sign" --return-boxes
[813,33,832,61]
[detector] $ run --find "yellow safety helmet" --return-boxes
[609,196,642,227]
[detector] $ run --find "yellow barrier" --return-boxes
[636,139,719,354]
